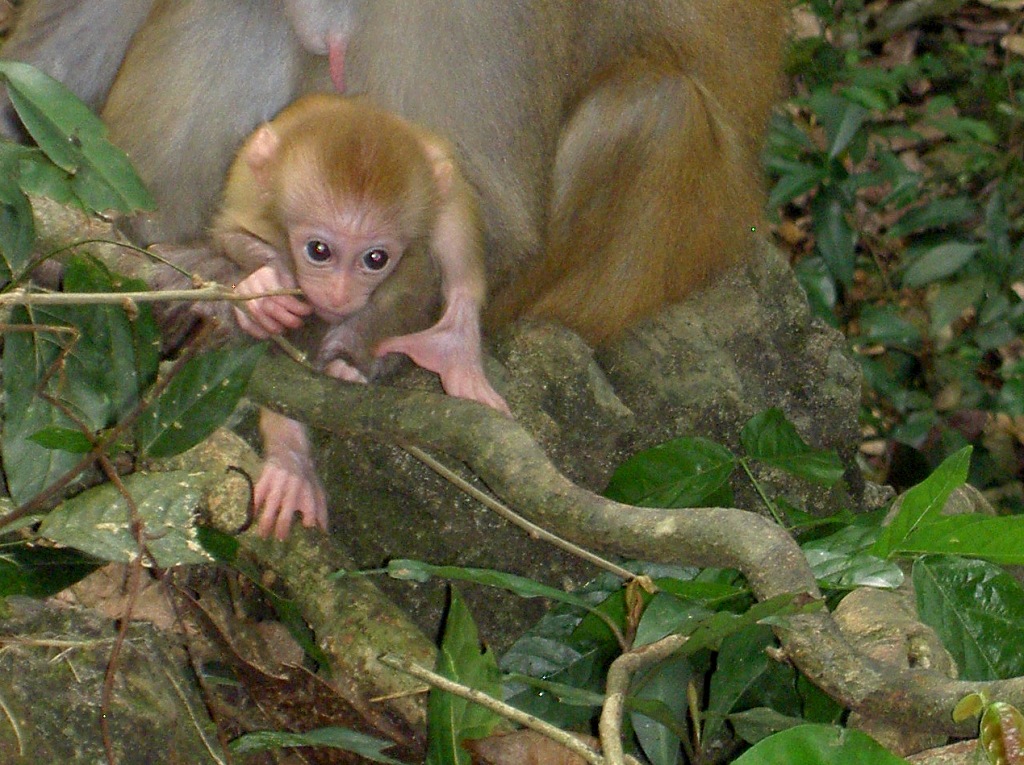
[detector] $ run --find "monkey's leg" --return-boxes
[375,291,509,414]
[490,57,764,345]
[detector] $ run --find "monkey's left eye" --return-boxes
[361,248,390,271]
[304,240,333,263]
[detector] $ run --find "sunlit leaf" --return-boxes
[873,447,971,559]
[37,470,213,567]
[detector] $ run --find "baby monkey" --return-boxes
[213,93,508,539]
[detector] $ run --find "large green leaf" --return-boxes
[740,409,845,486]
[426,588,502,765]
[873,447,971,559]
[0,60,153,212]
[731,724,908,764]
[138,343,266,458]
[896,515,1024,565]
[914,555,1024,681]
[604,437,736,508]
[37,470,213,567]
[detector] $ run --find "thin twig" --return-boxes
[404,444,637,581]
[0,285,301,307]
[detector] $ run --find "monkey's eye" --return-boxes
[304,240,332,263]
[361,248,390,271]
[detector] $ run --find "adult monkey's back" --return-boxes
[5,0,789,345]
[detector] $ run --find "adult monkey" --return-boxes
[2,0,788,345]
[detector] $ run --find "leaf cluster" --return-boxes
[767,1,1024,499]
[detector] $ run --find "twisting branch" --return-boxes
[247,355,1024,737]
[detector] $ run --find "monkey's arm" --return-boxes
[216,230,314,338]
[255,408,328,539]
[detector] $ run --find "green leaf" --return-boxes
[914,556,1024,681]
[729,708,808,745]
[896,516,1024,565]
[768,165,828,208]
[794,256,839,325]
[0,543,101,598]
[138,343,266,458]
[426,589,503,765]
[802,525,904,590]
[386,559,597,612]
[230,727,404,763]
[888,196,976,238]
[857,305,923,349]
[604,437,736,508]
[705,626,776,745]
[901,241,981,288]
[0,144,37,278]
[740,409,845,486]
[0,60,154,212]
[631,655,691,765]
[37,470,214,567]
[807,91,868,160]
[2,305,85,505]
[811,186,857,287]
[62,255,162,407]
[731,724,909,764]
[16,153,79,207]
[28,426,95,454]
[873,447,971,559]
[634,592,715,647]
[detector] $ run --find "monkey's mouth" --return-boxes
[314,307,354,322]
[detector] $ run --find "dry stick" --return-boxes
[380,654,644,765]
[95,453,151,765]
[0,285,302,307]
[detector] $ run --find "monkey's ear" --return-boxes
[419,136,455,198]
[243,124,282,188]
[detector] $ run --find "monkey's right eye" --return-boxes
[304,240,332,263]
[361,248,390,271]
